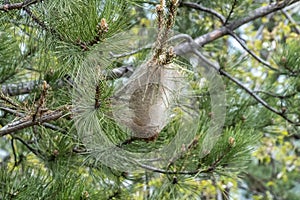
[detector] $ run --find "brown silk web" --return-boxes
[112,60,186,141]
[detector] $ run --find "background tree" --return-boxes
[0,0,300,199]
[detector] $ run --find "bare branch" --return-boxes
[1,80,40,96]
[175,0,300,55]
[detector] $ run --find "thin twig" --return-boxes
[253,90,297,99]
[136,147,230,175]
[11,139,18,167]
[219,69,299,125]
[166,136,199,170]
[226,29,278,71]
[224,0,238,25]
[109,44,153,58]
[0,106,25,118]
[136,162,199,175]
[13,135,41,156]
[281,9,300,34]
[0,91,20,107]
[131,0,157,5]
[32,81,48,122]
[23,6,64,41]
[181,2,226,24]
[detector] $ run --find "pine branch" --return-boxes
[0,0,41,11]
[1,96,67,134]
[76,18,109,51]
[0,65,133,96]
[136,145,232,175]
[169,1,300,125]
[1,0,298,141]
[1,1,111,51]
[200,49,299,125]
[22,6,66,43]
[0,106,71,136]
[23,7,48,31]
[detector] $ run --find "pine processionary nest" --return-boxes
[112,60,185,140]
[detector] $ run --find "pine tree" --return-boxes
[0,0,300,199]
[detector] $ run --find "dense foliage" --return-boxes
[0,0,300,199]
